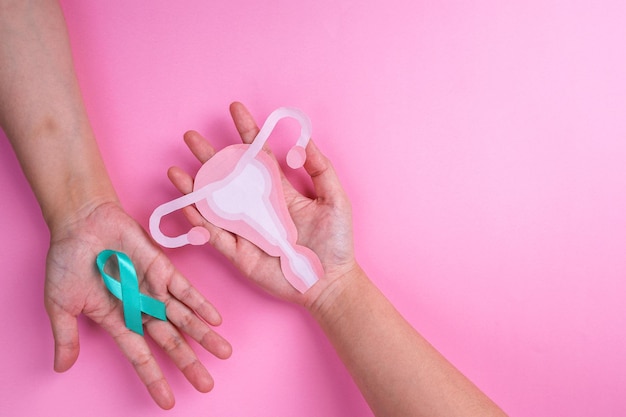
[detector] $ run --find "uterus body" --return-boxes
[150,108,322,292]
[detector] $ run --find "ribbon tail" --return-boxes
[140,294,167,321]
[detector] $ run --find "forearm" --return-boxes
[308,266,506,417]
[0,0,117,233]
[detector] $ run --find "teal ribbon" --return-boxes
[96,250,167,335]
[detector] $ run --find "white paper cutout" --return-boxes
[149,107,323,292]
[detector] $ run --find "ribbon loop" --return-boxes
[96,250,167,335]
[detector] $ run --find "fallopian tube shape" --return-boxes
[149,107,323,293]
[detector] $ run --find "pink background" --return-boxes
[2,1,626,415]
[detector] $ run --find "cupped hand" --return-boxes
[167,102,359,307]
[45,200,232,409]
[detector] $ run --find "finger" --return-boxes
[167,166,208,225]
[167,165,194,194]
[229,101,260,144]
[110,327,175,409]
[167,273,223,326]
[183,130,216,163]
[163,296,232,360]
[303,139,348,204]
[145,320,216,393]
[46,304,80,372]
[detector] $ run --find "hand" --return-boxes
[45,199,232,409]
[167,102,359,306]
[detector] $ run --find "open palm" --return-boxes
[45,200,232,409]
[167,102,358,307]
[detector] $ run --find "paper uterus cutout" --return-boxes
[149,107,323,293]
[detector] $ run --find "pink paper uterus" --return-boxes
[149,108,323,293]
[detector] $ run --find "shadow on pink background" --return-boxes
[2,1,626,415]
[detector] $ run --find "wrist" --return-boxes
[41,152,119,235]
[45,190,119,237]
[304,262,367,322]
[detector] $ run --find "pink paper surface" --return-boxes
[149,108,322,292]
[2,1,626,415]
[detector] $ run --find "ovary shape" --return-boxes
[149,108,323,293]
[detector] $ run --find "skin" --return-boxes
[0,0,232,409]
[168,102,508,417]
[1,0,508,414]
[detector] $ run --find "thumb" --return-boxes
[47,304,80,372]
[303,140,347,204]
